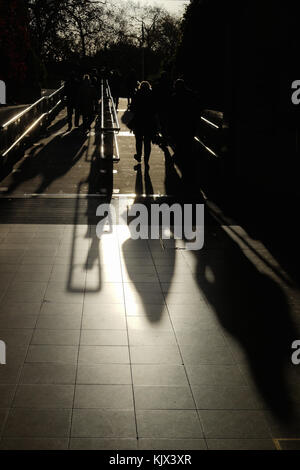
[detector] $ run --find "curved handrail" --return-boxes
[0,85,65,158]
[1,97,46,129]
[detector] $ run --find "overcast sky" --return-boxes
[118,0,190,15]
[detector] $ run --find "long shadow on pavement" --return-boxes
[162,143,299,426]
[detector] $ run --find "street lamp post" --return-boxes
[130,16,146,82]
[141,21,145,81]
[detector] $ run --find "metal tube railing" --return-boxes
[0,85,64,158]
[106,80,120,132]
[100,79,120,162]
[194,111,224,158]
[2,97,45,128]
[100,80,104,132]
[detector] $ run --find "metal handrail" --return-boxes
[100,80,104,132]
[200,116,219,129]
[194,110,224,158]
[100,79,120,162]
[0,85,65,158]
[106,80,120,132]
[1,97,45,129]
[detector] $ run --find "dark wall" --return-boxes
[0,0,43,104]
[178,0,300,194]
[232,1,300,193]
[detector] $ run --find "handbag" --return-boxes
[121,108,135,129]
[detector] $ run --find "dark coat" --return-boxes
[78,82,97,116]
[131,88,157,136]
[64,77,80,106]
[170,88,199,137]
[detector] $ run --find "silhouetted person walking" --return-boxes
[91,68,100,111]
[110,70,121,111]
[64,71,80,130]
[153,71,173,141]
[131,81,158,170]
[78,75,97,131]
[169,79,200,196]
[126,69,138,105]
[170,79,199,162]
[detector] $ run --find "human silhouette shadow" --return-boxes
[193,221,298,423]
[164,141,299,424]
[46,116,68,134]
[6,129,87,194]
[144,168,154,196]
[222,190,300,289]
[162,143,298,423]
[121,165,175,324]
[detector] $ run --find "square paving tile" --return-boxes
[0,329,32,347]
[20,363,77,384]
[76,364,132,385]
[0,385,16,407]
[36,314,82,330]
[13,269,52,283]
[3,281,47,303]
[192,385,260,410]
[0,408,9,434]
[130,346,182,365]
[0,265,19,274]
[44,282,84,304]
[82,314,126,330]
[3,408,71,437]
[71,409,136,437]
[0,438,69,450]
[74,385,133,409]
[79,346,130,364]
[206,439,276,450]
[124,291,165,305]
[128,330,177,346]
[21,256,54,265]
[70,438,138,450]
[26,345,78,364]
[0,302,41,317]
[186,365,246,386]
[0,365,22,384]
[170,314,218,332]
[80,330,128,346]
[132,365,188,386]
[138,439,207,450]
[134,386,195,410]
[4,345,28,366]
[40,303,82,316]
[31,329,80,346]
[126,315,172,331]
[0,315,37,329]
[199,410,271,439]
[136,410,203,438]
[83,303,125,316]
[179,343,235,365]
[13,384,74,408]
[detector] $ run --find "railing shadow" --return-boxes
[67,117,113,295]
[4,128,87,195]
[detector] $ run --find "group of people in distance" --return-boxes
[64,67,199,171]
[64,68,99,132]
[128,75,199,171]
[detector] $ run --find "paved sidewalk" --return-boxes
[1,216,300,450]
[0,100,299,450]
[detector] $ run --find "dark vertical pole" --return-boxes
[141,21,145,80]
[142,47,145,81]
